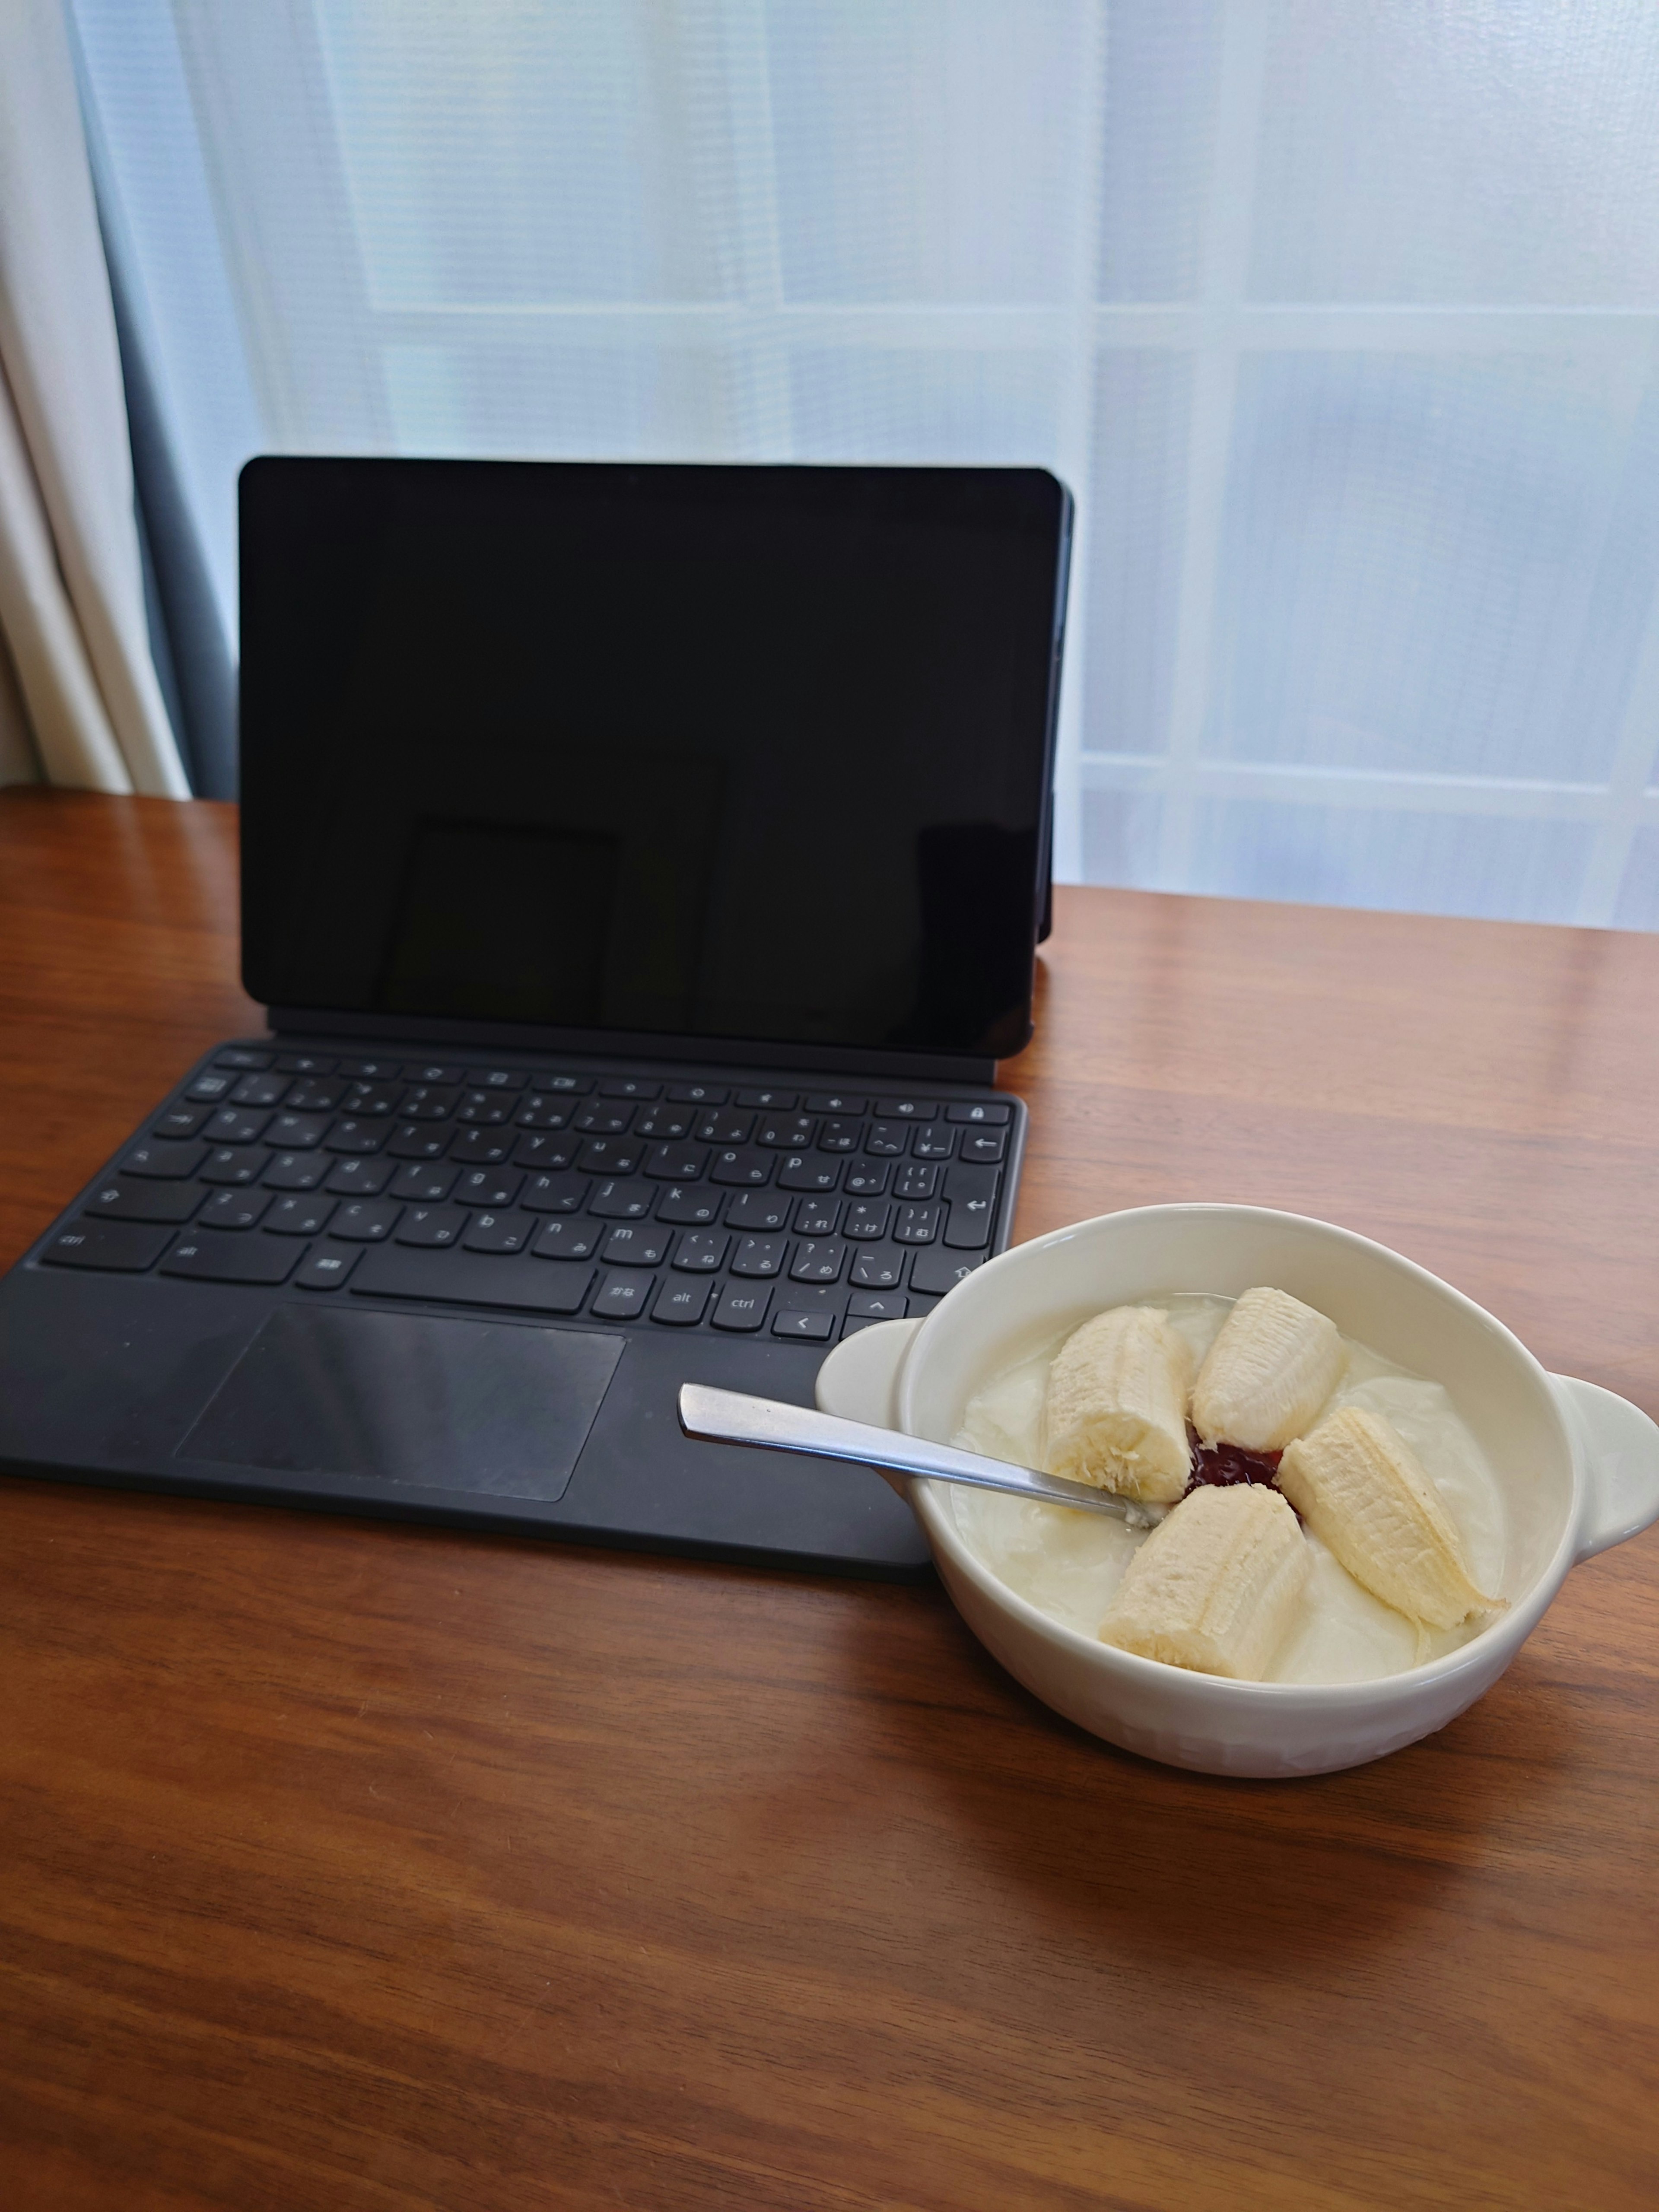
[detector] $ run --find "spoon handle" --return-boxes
[677,1382,1144,1521]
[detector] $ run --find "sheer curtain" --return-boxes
[72,0,1659,927]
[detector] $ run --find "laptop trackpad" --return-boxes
[175,1304,624,1502]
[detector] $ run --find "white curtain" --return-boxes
[70,1,1659,923]
[0,0,186,794]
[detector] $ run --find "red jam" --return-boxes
[1184,1434,1283,1496]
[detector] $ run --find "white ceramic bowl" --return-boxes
[817,1204,1659,1777]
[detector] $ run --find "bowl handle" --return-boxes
[1553,1374,1659,1562]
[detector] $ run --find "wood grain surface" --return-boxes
[2,790,1656,2212]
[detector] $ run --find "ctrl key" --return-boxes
[41,1220,172,1271]
[296,1246,360,1291]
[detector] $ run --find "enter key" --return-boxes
[942,1161,1001,1249]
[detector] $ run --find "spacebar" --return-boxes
[353,1246,595,1315]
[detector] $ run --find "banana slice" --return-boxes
[1099,1484,1309,1680]
[1277,1405,1501,1630]
[1190,1286,1345,1452]
[1042,1305,1194,1502]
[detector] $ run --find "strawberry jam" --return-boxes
[1184,1435,1283,1495]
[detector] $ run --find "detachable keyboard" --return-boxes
[36,1042,1024,1343]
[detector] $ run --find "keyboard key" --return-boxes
[264,1112,328,1150]
[325,1157,393,1198]
[162,1231,298,1284]
[337,1058,402,1081]
[576,1103,634,1135]
[805,1093,866,1115]
[512,1131,578,1171]
[895,1205,939,1245]
[588,1178,653,1220]
[667,1081,726,1105]
[792,1197,841,1237]
[447,1127,512,1166]
[346,1083,402,1119]
[296,1246,358,1290]
[200,1147,265,1187]
[396,1205,467,1247]
[912,1124,956,1160]
[655,1184,720,1226]
[400,1085,460,1121]
[286,1078,346,1112]
[467,1067,527,1091]
[520,1171,591,1213]
[645,1142,707,1181]
[710,1147,771,1187]
[600,1077,659,1100]
[672,1230,729,1272]
[353,1247,594,1315]
[876,1099,935,1120]
[199,1189,270,1230]
[946,1100,1012,1125]
[528,1073,590,1095]
[153,1105,210,1141]
[578,1137,642,1176]
[849,1290,908,1320]
[84,1178,203,1224]
[390,1163,457,1202]
[331,1199,402,1242]
[214,1046,273,1071]
[736,1088,795,1109]
[731,1236,786,1278]
[816,1118,863,1153]
[651,1278,710,1326]
[756,1113,815,1150]
[455,1091,512,1125]
[515,1094,574,1130]
[790,1239,846,1284]
[184,1071,236,1102]
[456,1168,522,1209]
[842,1160,891,1197]
[723,1190,788,1232]
[204,1106,270,1146]
[772,1308,834,1341]
[263,1150,331,1191]
[909,1248,985,1297]
[229,1072,288,1107]
[864,1122,909,1157]
[405,1062,464,1085]
[264,1195,334,1235]
[601,1222,669,1266]
[634,1106,691,1139]
[942,1163,1001,1248]
[895,1160,938,1201]
[842,1201,893,1240]
[778,1154,839,1193]
[122,1139,207,1179]
[850,1246,906,1289]
[464,1211,531,1254]
[712,1282,771,1332]
[326,1116,390,1154]
[531,1218,599,1261]
[960,1129,1008,1164]
[696,1110,753,1144]
[779,1284,847,1317]
[592,1271,649,1319]
[275,1052,335,1074]
[42,1220,172,1271]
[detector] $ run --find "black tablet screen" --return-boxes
[239,459,1067,1058]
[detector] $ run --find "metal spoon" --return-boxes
[677,1383,1163,1522]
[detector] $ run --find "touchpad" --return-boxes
[175,1304,624,1502]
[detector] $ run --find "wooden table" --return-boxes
[3,788,1655,2211]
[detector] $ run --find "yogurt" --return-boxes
[950,1293,1508,1684]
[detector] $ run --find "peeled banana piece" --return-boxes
[1042,1305,1194,1502]
[1277,1405,1501,1629]
[1099,1484,1309,1680]
[1190,1286,1345,1452]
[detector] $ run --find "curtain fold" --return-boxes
[0,0,187,795]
